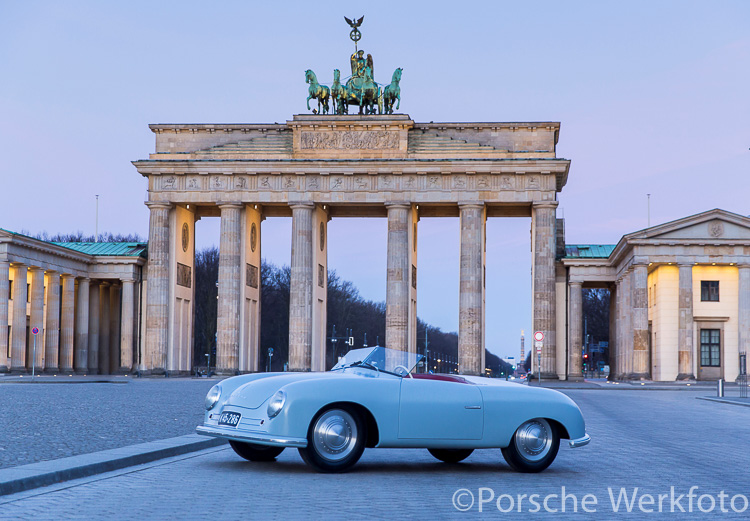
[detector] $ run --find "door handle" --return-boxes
[465,405,481,409]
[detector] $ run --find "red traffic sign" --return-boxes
[533,331,544,342]
[31,327,39,335]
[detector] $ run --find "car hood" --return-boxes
[227,372,343,409]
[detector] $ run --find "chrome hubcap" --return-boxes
[313,409,357,461]
[514,419,552,462]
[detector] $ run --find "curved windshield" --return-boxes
[332,346,423,377]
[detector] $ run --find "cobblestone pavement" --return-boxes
[0,378,218,468]
[2,390,749,520]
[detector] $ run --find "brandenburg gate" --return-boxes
[132,114,570,376]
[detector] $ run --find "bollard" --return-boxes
[717,378,724,398]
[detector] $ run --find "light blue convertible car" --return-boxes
[197,346,590,473]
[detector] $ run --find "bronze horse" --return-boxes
[383,68,402,115]
[305,69,330,114]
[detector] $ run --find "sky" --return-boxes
[1,1,748,360]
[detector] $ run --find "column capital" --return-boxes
[60,273,76,280]
[385,201,411,209]
[120,278,136,284]
[0,260,9,268]
[532,201,559,209]
[569,280,584,287]
[145,201,173,210]
[288,201,315,210]
[28,266,44,273]
[737,264,750,270]
[218,202,244,210]
[457,201,485,209]
[677,262,694,268]
[99,281,111,288]
[78,276,91,282]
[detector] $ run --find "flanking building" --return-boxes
[561,209,750,382]
[0,230,146,374]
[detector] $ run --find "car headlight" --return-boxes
[266,390,286,418]
[205,384,222,410]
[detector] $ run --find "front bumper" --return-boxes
[568,433,591,448]
[196,424,308,448]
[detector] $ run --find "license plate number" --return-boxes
[218,412,241,427]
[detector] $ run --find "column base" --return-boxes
[627,372,651,380]
[676,373,696,381]
[87,369,100,375]
[287,368,312,373]
[540,372,560,381]
[117,367,133,375]
[0,365,8,373]
[215,369,240,376]
[567,375,585,382]
[43,367,60,374]
[166,370,191,377]
[10,366,27,373]
[60,367,74,373]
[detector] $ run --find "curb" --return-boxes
[696,396,750,408]
[0,434,226,496]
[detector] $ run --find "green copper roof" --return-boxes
[564,244,616,259]
[51,242,148,257]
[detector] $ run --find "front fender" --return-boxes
[265,375,401,443]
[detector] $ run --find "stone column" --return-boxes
[120,279,135,373]
[288,203,314,371]
[28,267,45,371]
[217,203,242,374]
[738,265,750,371]
[109,283,121,374]
[631,264,649,379]
[43,271,61,373]
[74,277,90,373]
[88,281,100,374]
[608,282,617,380]
[59,274,75,372]
[98,283,111,374]
[458,203,486,376]
[385,203,411,352]
[0,261,9,372]
[622,271,633,378]
[677,264,695,380]
[532,202,558,378]
[568,281,584,380]
[10,264,27,371]
[144,202,172,374]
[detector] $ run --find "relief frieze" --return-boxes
[300,130,399,150]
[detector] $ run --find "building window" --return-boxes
[700,281,719,302]
[700,329,721,367]
[8,280,11,301]
[26,283,30,303]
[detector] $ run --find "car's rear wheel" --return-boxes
[428,448,474,463]
[229,440,285,462]
[298,406,365,473]
[501,418,560,473]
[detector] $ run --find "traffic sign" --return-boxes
[533,331,544,342]
[31,327,39,335]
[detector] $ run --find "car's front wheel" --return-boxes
[298,406,365,473]
[501,418,560,473]
[428,448,474,463]
[229,440,285,462]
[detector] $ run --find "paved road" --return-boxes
[2,389,749,520]
[0,378,218,468]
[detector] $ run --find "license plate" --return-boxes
[218,411,241,427]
